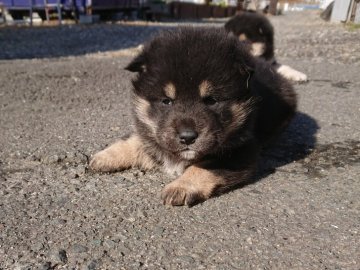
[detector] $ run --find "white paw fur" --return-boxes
[277,65,308,82]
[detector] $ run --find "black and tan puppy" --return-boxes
[225,11,308,82]
[90,27,297,206]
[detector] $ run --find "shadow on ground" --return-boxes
[0,24,175,60]
[258,111,319,176]
[207,112,319,205]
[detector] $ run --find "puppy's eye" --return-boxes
[162,98,173,105]
[203,96,217,106]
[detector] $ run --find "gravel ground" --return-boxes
[0,11,360,270]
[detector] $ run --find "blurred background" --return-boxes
[0,0,359,24]
[1,0,360,269]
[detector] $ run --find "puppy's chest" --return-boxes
[162,157,189,177]
[142,143,189,177]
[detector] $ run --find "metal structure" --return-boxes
[1,0,245,23]
[331,0,360,23]
[30,0,62,24]
[2,0,142,19]
[2,0,69,24]
[331,0,352,22]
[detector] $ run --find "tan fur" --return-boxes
[164,82,176,99]
[230,103,248,125]
[162,157,187,177]
[162,166,224,206]
[199,80,212,97]
[225,99,255,135]
[90,134,155,172]
[239,33,247,41]
[250,42,265,57]
[133,95,157,134]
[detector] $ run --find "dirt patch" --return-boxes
[300,140,360,178]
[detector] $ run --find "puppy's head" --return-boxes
[126,27,257,161]
[224,11,274,61]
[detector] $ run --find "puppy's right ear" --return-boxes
[125,52,146,73]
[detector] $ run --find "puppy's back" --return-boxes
[251,60,297,144]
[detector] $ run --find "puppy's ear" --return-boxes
[125,52,146,73]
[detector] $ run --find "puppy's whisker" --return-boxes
[246,69,251,89]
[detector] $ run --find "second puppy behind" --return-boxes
[225,11,308,82]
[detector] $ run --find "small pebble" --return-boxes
[71,244,89,253]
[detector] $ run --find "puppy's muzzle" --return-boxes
[178,129,198,145]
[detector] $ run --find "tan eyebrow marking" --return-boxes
[199,80,212,97]
[164,82,176,99]
[239,33,247,41]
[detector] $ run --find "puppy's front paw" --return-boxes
[277,65,308,82]
[89,150,123,172]
[290,70,307,82]
[161,180,206,207]
[90,136,155,172]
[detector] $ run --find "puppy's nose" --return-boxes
[179,129,198,145]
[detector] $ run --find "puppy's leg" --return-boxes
[277,64,307,82]
[90,134,155,172]
[161,165,255,207]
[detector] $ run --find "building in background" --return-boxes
[331,0,360,23]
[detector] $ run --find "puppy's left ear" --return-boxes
[125,52,146,73]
